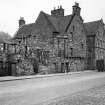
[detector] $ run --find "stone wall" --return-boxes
[46,58,85,73]
[86,36,95,69]
[95,23,105,61]
[94,21,105,69]
[69,58,85,72]
[67,15,86,58]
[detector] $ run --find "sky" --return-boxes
[0,0,105,37]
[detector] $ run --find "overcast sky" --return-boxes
[0,0,105,36]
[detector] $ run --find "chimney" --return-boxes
[72,2,81,16]
[51,5,64,17]
[19,17,25,27]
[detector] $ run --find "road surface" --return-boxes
[48,84,105,105]
[0,71,105,105]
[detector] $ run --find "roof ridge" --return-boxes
[84,19,102,24]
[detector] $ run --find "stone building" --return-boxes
[13,2,105,73]
[85,20,105,69]
[0,38,18,76]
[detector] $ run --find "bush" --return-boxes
[16,59,34,76]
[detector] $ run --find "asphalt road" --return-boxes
[0,71,105,105]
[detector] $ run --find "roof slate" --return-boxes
[14,11,103,39]
[45,13,72,33]
[14,23,35,38]
[84,20,102,35]
[14,11,73,39]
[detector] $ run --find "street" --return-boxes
[48,84,105,105]
[0,71,105,105]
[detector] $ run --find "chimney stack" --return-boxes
[19,17,25,27]
[51,5,64,17]
[72,2,81,16]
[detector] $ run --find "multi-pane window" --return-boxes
[58,50,64,57]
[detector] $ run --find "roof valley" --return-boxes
[64,14,75,33]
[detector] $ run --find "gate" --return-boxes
[0,61,10,76]
[0,61,16,76]
[96,59,104,71]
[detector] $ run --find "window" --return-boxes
[70,48,73,56]
[70,32,73,41]
[58,50,64,57]
[81,42,84,49]
[97,41,99,46]
[82,29,83,33]
[73,26,75,31]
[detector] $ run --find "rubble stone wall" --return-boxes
[67,15,86,58]
[95,24,105,61]
[69,59,85,72]
[47,58,85,73]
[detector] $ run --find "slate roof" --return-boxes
[14,23,36,39]
[14,11,73,39]
[84,20,102,35]
[45,13,72,33]
[14,11,103,39]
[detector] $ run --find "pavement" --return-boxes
[0,70,96,82]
